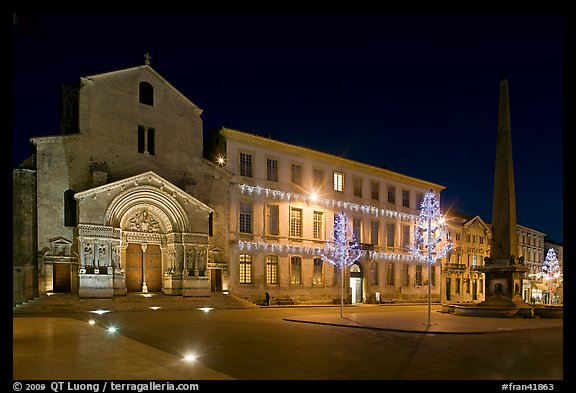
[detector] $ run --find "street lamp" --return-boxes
[410,190,453,326]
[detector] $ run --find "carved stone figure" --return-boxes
[128,211,160,232]
[84,244,94,266]
[98,244,107,266]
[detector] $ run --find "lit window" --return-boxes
[290,208,302,238]
[266,255,278,284]
[239,254,252,284]
[333,172,344,192]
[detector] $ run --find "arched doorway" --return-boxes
[125,243,162,292]
[350,263,363,304]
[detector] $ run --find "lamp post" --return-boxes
[411,190,453,326]
[321,212,361,318]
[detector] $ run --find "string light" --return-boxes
[237,183,419,221]
[237,240,426,263]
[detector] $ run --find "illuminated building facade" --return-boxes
[204,128,444,304]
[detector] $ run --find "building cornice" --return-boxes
[221,127,445,191]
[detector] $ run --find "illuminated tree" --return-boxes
[541,248,561,304]
[321,212,362,317]
[410,190,453,325]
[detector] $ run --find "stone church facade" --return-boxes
[13,64,231,303]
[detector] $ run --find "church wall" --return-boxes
[13,169,38,304]
[63,67,204,196]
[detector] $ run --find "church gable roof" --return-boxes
[74,171,213,213]
[81,64,202,113]
[463,215,490,231]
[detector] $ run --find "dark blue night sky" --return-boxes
[12,13,564,243]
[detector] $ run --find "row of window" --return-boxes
[239,254,437,287]
[239,202,415,247]
[447,277,485,296]
[518,231,544,248]
[239,152,423,208]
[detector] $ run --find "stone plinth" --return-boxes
[533,305,563,318]
[79,274,114,298]
[453,304,519,317]
[183,276,210,297]
[163,276,182,295]
[113,272,126,296]
[478,258,528,309]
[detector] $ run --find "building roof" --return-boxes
[81,64,203,113]
[221,127,445,191]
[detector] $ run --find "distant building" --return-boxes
[440,212,554,305]
[441,214,491,304]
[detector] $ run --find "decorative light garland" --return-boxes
[237,240,427,263]
[237,183,418,221]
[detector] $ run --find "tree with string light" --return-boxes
[410,190,453,326]
[541,248,562,304]
[321,211,362,318]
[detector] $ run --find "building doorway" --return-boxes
[125,243,162,292]
[53,263,71,293]
[446,278,452,301]
[350,263,363,304]
[211,269,222,292]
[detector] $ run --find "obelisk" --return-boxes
[491,79,518,262]
[479,80,528,308]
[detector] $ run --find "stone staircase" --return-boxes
[13,292,259,314]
